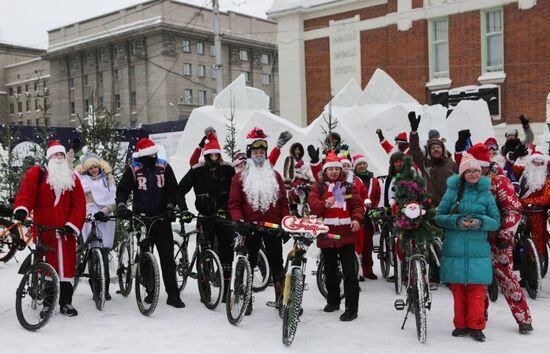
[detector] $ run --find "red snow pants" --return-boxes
[450,284,487,330]
[354,221,375,275]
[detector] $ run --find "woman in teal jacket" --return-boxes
[435,153,500,342]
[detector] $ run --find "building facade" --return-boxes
[269,0,547,126]
[1,0,279,128]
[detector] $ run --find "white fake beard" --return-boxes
[523,162,547,197]
[491,153,506,167]
[242,158,279,213]
[47,158,75,196]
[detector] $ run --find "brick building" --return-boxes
[268,0,548,127]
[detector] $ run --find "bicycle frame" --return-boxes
[282,232,314,306]
[229,232,248,292]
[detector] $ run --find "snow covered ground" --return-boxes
[1,231,549,354]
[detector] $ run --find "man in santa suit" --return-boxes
[228,127,290,315]
[376,129,409,155]
[517,151,550,263]
[467,143,533,334]
[13,141,86,317]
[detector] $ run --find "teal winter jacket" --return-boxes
[435,175,500,285]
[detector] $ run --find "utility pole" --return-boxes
[212,0,224,95]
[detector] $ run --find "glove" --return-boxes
[368,209,381,219]
[277,131,293,148]
[510,144,528,160]
[166,207,176,222]
[307,145,320,164]
[93,211,107,222]
[455,129,471,152]
[181,210,194,224]
[198,135,208,149]
[519,115,529,129]
[117,205,133,220]
[340,143,349,152]
[468,218,483,230]
[63,225,76,236]
[376,129,384,142]
[15,237,26,251]
[70,137,81,151]
[495,236,510,250]
[457,217,483,230]
[408,111,421,132]
[216,209,227,220]
[14,209,27,222]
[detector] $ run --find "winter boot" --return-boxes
[469,329,486,342]
[60,304,78,317]
[167,294,186,308]
[519,323,534,334]
[323,304,340,313]
[222,264,231,304]
[339,310,357,322]
[452,328,470,337]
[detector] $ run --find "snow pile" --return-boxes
[172,69,495,184]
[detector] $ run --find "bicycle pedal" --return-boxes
[373,246,380,253]
[394,299,406,311]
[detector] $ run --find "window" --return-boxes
[198,90,206,106]
[211,67,217,79]
[9,103,14,115]
[131,92,137,109]
[261,53,270,65]
[482,8,504,72]
[43,98,48,110]
[18,120,23,126]
[18,102,22,113]
[25,84,29,93]
[129,66,135,79]
[239,49,249,61]
[45,117,50,127]
[184,63,192,76]
[114,94,121,110]
[182,40,191,53]
[17,86,22,94]
[43,80,48,90]
[8,87,13,96]
[429,17,449,79]
[84,75,89,86]
[197,42,204,55]
[210,44,216,56]
[70,101,75,115]
[98,96,104,108]
[198,65,206,78]
[184,89,193,104]
[113,46,119,58]
[84,99,89,113]
[98,72,103,84]
[261,74,271,85]
[34,99,40,110]
[34,82,39,92]
[35,118,41,126]
[69,78,75,89]
[113,69,119,80]
[243,71,251,82]
[27,120,31,126]
[26,101,30,112]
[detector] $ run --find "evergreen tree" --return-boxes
[223,92,237,161]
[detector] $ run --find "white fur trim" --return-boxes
[353,157,368,169]
[323,217,351,225]
[46,145,66,159]
[66,222,80,236]
[132,145,159,158]
[323,161,342,170]
[13,206,29,216]
[203,148,221,156]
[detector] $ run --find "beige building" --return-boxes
[1,0,279,128]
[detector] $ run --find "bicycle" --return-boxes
[315,250,360,300]
[514,210,541,299]
[73,215,113,311]
[14,220,65,331]
[0,205,35,263]
[252,243,270,292]
[394,239,432,344]
[173,213,224,310]
[370,208,402,294]
[116,213,166,316]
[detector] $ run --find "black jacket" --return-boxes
[178,162,235,215]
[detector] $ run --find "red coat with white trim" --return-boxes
[13,166,86,281]
[308,172,363,248]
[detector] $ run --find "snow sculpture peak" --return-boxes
[213,74,270,111]
[357,68,418,106]
[325,79,362,110]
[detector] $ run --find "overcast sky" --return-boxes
[0,0,273,49]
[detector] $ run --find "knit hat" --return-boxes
[505,128,519,138]
[133,138,159,158]
[246,127,268,157]
[395,132,408,143]
[323,150,342,170]
[428,129,440,140]
[459,153,481,176]
[202,131,221,156]
[427,138,445,151]
[467,143,491,167]
[46,141,66,159]
[484,137,499,151]
[352,154,368,170]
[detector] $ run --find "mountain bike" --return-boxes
[370,208,402,293]
[0,210,35,263]
[252,243,270,292]
[15,220,64,331]
[173,213,224,310]
[394,240,432,344]
[514,211,541,299]
[73,215,113,311]
[315,250,360,300]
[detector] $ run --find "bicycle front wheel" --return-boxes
[541,245,548,278]
[197,249,224,310]
[0,218,20,263]
[252,247,270,292]
[520,238,541,299]
[73,237,86,292]
[89,248,106,310]
[15,262,60,331]
[379,234,391,279]
[226,257,253,326]
[392,238,402,295]
[173,240,190,292]
[282,268,304,347]
[412,259,427,343]
[135,252,160,316]
[117,240,133,297]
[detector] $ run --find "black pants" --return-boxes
[143,220,178,297]
[322,244,359,313]
[59,281,74,306]
[201,219,234,275]
[246,231,284,284]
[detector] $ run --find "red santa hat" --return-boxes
[467,143,491,167]
[323,150,342,170]
[46,141,66,159]
[133,138,159,158]
[339,155,351,168]
[202,132,221,156]
[395,132,408,143]
[528,150,548,163]
[352,154,368,170]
